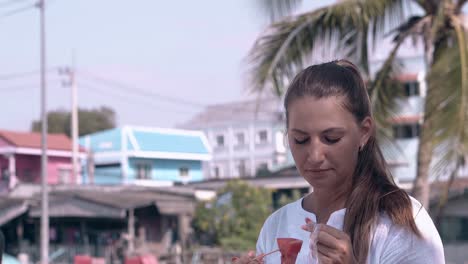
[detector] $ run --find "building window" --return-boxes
[257,130,268,144]
[23,169,33,181]
[216,135,225,147]
[236,160,247,178]
[136,164,152,179]
[58,168,71,184]
[257,162,268,170]
[1,168,8,181]
[235,132,246,146]
[393,123,420,139]
[256,162,270,177]
[403,82,419,97]
[212,166,221,179]
[179,167,189,178]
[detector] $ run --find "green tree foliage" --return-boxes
[276,189,303,209]
[192,180,272,251]
[31,106,116,137]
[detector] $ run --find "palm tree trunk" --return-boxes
[411,40,435,208]
[434,157,461,228]
[412,120,433,207]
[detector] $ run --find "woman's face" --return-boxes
[287,95,372,190]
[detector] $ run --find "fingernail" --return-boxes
[305,217,312,223]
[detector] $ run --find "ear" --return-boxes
[359,116,373,148]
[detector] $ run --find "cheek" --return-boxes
[328,143,359,171]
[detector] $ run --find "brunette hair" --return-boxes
[284,60,421,262]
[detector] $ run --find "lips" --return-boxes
[305,168,331,173]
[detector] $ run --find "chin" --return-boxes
[304,178,331,190]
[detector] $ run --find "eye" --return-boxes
[294,138,309,144]
[324,137,341,144]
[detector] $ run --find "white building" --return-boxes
[180,97,288,179]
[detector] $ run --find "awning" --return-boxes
[29,195,125,219]
[0,199,28,226]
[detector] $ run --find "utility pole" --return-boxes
[59,63,79,184]
[37,0,49,263]
[71,64,79,184]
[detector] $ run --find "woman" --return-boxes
[254,60,444,263]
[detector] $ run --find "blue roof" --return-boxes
[80,126,210,158]
[132,130,208,154]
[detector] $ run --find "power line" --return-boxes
[78,70,281,115]
[78,81,199,116]
[0,0,31,9]
[78,70,207,109]
[0,3,35,20]
[0,67,57,81]
[0,79,61,92]
[0,84,36,92]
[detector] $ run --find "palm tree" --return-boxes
[249,0,468,208]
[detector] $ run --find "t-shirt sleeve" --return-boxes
[380,204,445,264]
[256,223,267,255]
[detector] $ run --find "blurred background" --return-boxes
[0,0,467,263]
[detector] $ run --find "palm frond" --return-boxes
[369,15,429,131]
[368,35,407,161]
[247,0,407,96]
[255,0,303,22]
[424,20,468,180]
[455,0,467,13]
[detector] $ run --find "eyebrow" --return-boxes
[291,127,346,134]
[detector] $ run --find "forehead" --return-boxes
[287,96,357,131]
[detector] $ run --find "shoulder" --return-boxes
[261,198,301,232]
[256,198,303,253]
[371,196,445,263]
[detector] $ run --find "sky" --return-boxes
[0,0,338,131]
[0,0,429,132]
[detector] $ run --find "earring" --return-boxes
[359,145,363,152]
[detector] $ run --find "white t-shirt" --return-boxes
[256,196,445,263]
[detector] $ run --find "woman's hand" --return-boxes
[302,218,357,264]
[231,251,264,264]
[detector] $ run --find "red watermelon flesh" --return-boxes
[276,238,303,264]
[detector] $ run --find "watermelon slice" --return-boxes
[231,238,302,263]
[277,238,303,264]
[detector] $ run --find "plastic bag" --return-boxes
[308,222,322,264]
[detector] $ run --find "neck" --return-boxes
[303,186,350,223]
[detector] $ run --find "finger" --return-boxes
[301,217,316,232]
[316,243,336,258]
[319,224,347,239]
[317,253,333,264]
[317,229,340,249]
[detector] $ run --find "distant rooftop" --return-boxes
[179,97,284,129]
[80,126,211,160]
[0,129,85,152]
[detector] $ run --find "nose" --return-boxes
[306,138,325,165]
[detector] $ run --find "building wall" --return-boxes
[0,154,75,185]
[203,120,287,179]
[46,156,76,184]
[128,158,202,183]
[93,164,122,185]
[80,128,122,153]
[14,154,41,183]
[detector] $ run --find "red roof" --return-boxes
[0,130,85,152]
[395,73,418,82]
